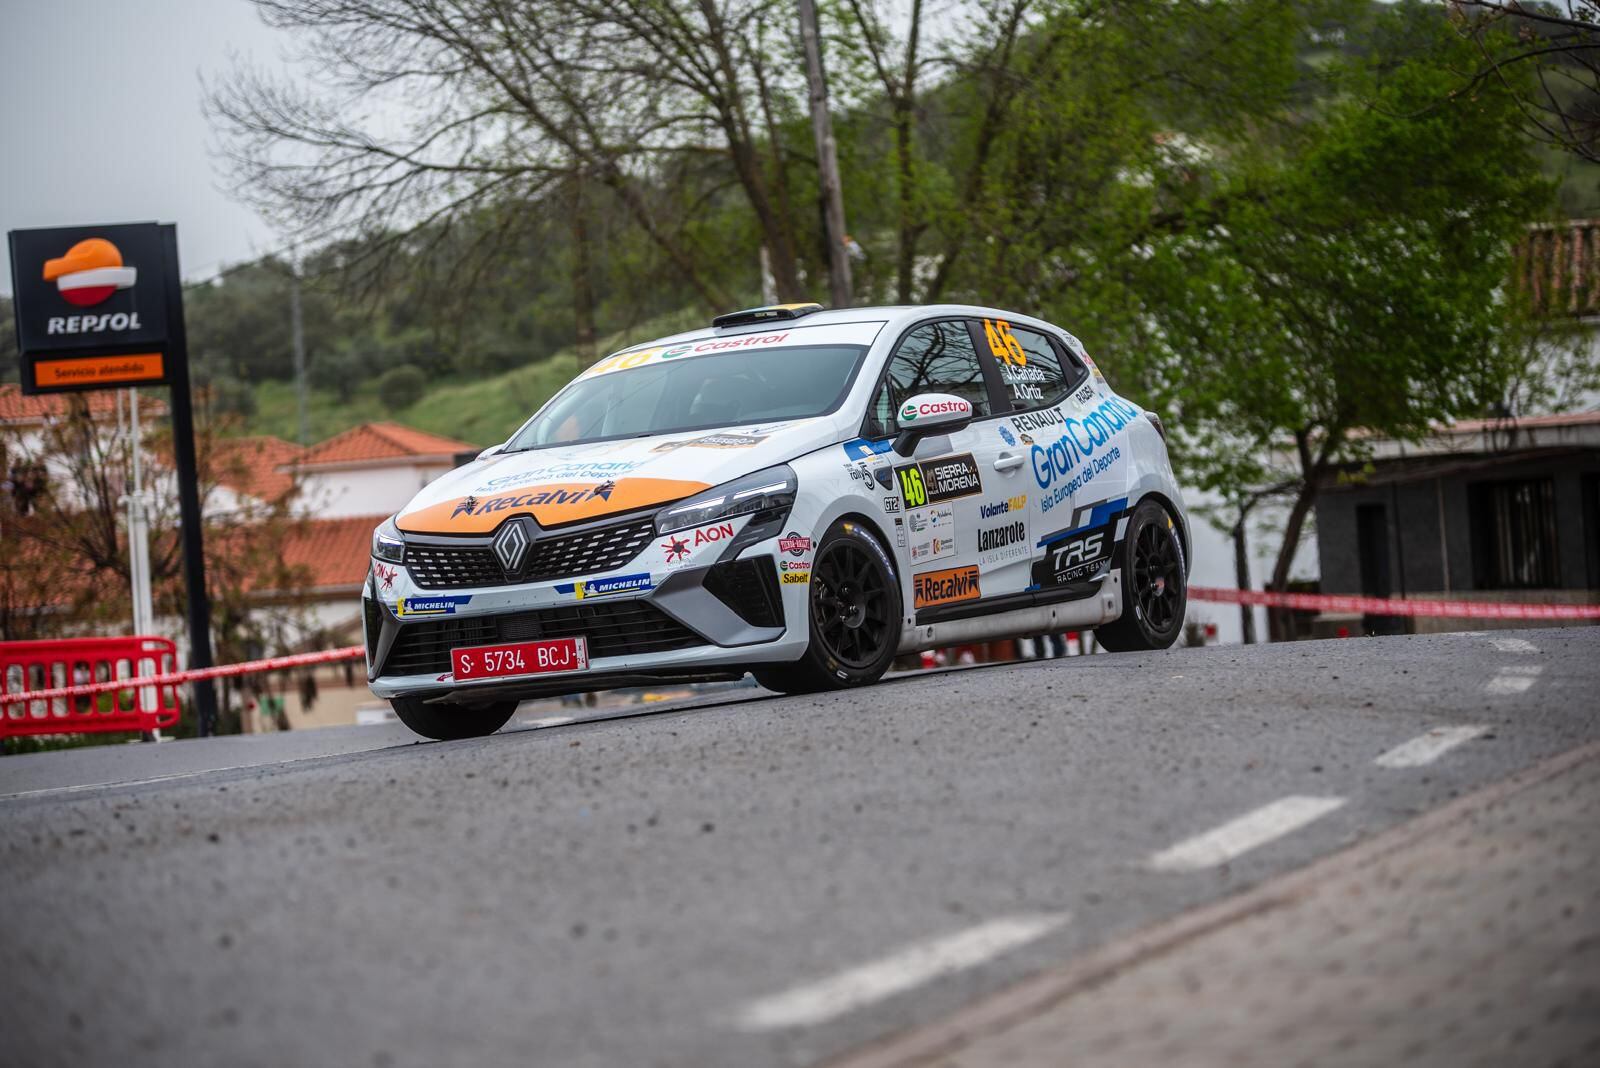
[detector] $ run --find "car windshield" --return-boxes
[506,344,868,449]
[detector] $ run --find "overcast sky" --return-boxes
[0,0,296,295]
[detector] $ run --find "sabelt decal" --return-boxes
[396,595,471,617]
[893,453,982,509]
[396,477,712,533]
[913,566,981,609]
[554,573,654,599]
[781,571,811,584]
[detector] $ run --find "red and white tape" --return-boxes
[1189,586,1600,621]
[0,645,364,710]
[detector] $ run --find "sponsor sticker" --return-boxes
[476,461,641,491]
[452,482,615,519]
[651,433,769,453]
[899,397,970,423]
[779,559,811,572]
[883,496,901,514]
[396,595,471,617]
[893,453,982,509]
[374,563,398,591]
[978,495,1027,519]
[554,573,654,599]
[894,517,907,547]
[779,532,813,558]
[781,571,811,585]
[999,425,1017,447]
[913,565,981,609]
[660,534,691,564]
[843,437,894,461]
[907,503,957,563]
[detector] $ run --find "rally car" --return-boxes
[364,303,1190,739]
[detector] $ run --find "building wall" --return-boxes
[297,462,453,518]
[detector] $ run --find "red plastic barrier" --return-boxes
[1,637,184,738]
[1189,586,1600,621]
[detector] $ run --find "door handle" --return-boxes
[993,452,1025,472]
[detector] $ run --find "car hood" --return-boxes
[394,418,837,534]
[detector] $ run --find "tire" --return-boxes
[753,520,901,694]
[391,697,517,740]
[1095,498,1187,652]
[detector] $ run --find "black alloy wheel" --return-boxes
[1096,499,1187,652]
[754,521,901,693]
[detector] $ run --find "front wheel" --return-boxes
[391,697,517,740]
[753,520,901,694]
[1095,499,1187,652]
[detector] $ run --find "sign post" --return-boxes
[7,222,220,735]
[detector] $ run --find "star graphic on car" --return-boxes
[662,535,689,563]
[594,480,615,501]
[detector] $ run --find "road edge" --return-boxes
[826,737,1600,1068]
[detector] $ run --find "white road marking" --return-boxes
[1148,796,1347,873]
[521,715,576,728]
[731,913,1070,1031]
[1374,725,1488,768]
[1489,636,1540,655]
[1485,665,1543,695]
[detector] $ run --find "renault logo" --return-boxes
[492,518,533,575]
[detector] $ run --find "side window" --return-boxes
[976,317,1076,410]
[872,321,992,434]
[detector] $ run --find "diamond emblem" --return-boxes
[493,519,531,575]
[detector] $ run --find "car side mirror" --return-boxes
[891,393,975,456]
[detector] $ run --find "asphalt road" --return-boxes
[2,628,1597,1068]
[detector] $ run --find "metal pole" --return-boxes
[798,0,852,307]
[289,248,308,446]
[160,224,220,735]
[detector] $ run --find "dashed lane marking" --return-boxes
[1148,796,1347,873]
[1485,664,1544,695]
[731,913,1071,1031]
[1488,636,1540,655]
[1374,725,1489,768]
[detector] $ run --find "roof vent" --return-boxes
[711,302,824,329]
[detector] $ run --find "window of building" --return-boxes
[1468,478,1560,589]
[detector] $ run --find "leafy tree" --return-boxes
[1122,19,1555,636]
[377,364,426,410]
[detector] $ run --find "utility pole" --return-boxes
[289,248,308,445]
[798,0,852,308]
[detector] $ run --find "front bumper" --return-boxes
[364,552,801,704]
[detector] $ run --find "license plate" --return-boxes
[451,636,588,681]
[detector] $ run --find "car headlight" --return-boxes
[371,516,406,564]
[655,465,798,535]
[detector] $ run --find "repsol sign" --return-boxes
[1030,397,1141,489]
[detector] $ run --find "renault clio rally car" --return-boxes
[364,303,1190,739]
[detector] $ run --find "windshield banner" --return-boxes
[579,321,885,380]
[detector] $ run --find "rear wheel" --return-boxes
[1096,499,1187,652]
[753,521,901,694]
[391,697,517,740]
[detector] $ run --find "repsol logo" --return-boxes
[1030,398,1141,489]
[46,312,143,335]
[977,521,1025,552]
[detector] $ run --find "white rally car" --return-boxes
[364,303,1190,739]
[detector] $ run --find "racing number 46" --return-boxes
[897,465,927,508]
[983,318,1026,368]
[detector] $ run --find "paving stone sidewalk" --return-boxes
[851,748,1600,1068]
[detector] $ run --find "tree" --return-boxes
[1125,22,1554,637]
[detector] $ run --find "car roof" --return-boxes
[610,304,1069,356]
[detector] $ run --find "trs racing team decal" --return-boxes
[396,595,472,617]
[1032,496,1128,588]
[913,565,981,610]
[396,476,712,533]
[554,573,654,600]
[894,453,983,509]
[1025,397,1140,514]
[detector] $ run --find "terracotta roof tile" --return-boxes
[281,515,382,590]
[212,435,304,503]
[0,384,167,424]
[294,422,475,467]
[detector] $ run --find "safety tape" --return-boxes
[0,645,364,710]
[1189,586,1600,621]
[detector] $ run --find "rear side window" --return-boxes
[976,317,1076,410]
[871,321,992,434]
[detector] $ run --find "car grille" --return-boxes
[379,600,704,678]
[404,518,658,589]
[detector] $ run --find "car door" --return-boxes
[983,319,1126,596]
[867,319,1025,619]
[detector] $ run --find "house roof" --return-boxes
[0,384,167,425]
[211,435,304,503]
[292,422,475,468]
[281,514,382,591]
[1443,410,1600,434]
